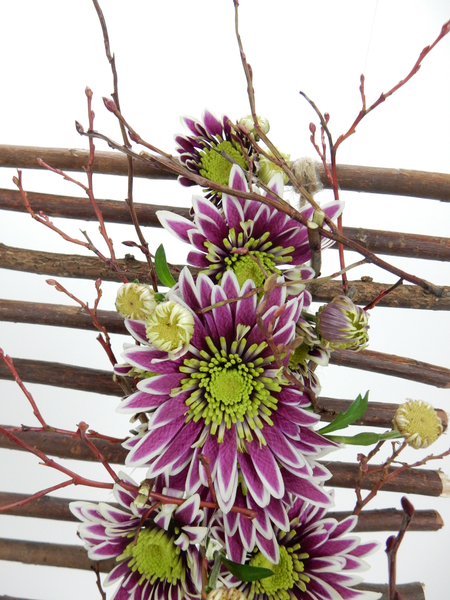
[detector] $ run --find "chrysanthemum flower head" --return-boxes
[238,114,270,137]
[157,165,343,289]
[394,399,443,449]
[316,295,369,351]
[115,282,156,320]
[70,473,207,600]
[258,149,291,185]
[175,109,254,204]
[117,268,338,562]
[145,300,195,358]
[218,496,381,600]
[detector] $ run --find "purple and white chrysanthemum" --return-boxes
[70,473,208,600]
[214,496,381,600]
[157,165,343,288]
[175,109,254,204]
[117,269,337,543]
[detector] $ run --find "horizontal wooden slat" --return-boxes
[1,243,449,310]
[2,187,449,262]
[1,144,449,203]
[0,492,443,532]
[0,538,427,600]
[0,427,447,497]
[329,349,450,388]
[0,354,448,429]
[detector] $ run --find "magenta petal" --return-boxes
[255,529,279,564]
[202,109,223,137]
[123,347,170,372]
[157,210,194,244]
[126,415,186,465]
[229,164,249,193]
[283,470,333,507]
[247,440,284,499]
[222,193,245,233]
[124,319,148,344]
[212,285,233,341]
[150,393,189,427]
[117,389,161,413]
[216,427,237,503]
[239,450,268,507]
[146,420,203,477]
[138,373,184,395]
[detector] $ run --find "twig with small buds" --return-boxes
[386,497,415,600]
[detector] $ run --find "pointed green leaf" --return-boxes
[155,244,176,288]
[318,391,369,435]
[325,430,402,445]
[220,556,274,582]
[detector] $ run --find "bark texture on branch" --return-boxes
[0,537,427,600]
[354,582,425,600]
[1,243,449,309]
[0,427,446,496]
[1,355,447,429]
[1,144,450,202]
[2,187,449,262]
[329,349,450,388]
[0,491,442,532]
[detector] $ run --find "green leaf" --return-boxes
[318,391,369,435]
[325,430,402,445]
[220,556,274,582]
[155,244,176,288]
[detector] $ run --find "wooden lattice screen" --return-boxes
[1,145,449,600]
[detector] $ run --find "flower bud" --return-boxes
[145,301,194,358]
[316,295,369,351]
[258,149,290,185]
[394,399,443,449]
[238,114,270,136]
[115,283,157,320]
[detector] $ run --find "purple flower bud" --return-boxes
[316,295,369,351]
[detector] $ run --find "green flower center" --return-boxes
[179,336,284,442]
[199,140,248,186]
[224,251,277,288]
[288,343,310,370]
[249,541,310,600]
[119,527,184,587]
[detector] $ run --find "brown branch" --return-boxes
[329,349,450,389]
[0,537,431,600]
[354,583,425,600]
[0,354,447,430]
[1,244,449,309]
[0,427,447,496]
[0,491,442,532]
[1,145,450,201]
[3,188,450,261]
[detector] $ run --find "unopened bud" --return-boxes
[238,114,270,137]
[103,97,117,113]
[316,295,369,351]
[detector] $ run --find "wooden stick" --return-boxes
[1,144,449,202]
[0,428,447,496]
[329,349,450,389]
[1,244,449,309]
[0,352,447,429]
[2,187,450,262]
[0,491,442,532]
[0,538,428,600]
[2,344,450,394]
[354,582,425,600]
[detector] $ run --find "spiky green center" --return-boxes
[199,140,248,186]
[179,336,283,442]
[224,251,277,288]
[249,541,310,599]
[119,527,184,587]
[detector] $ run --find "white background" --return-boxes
[0,1,449,598]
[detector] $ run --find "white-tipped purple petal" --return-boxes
[247,440,284,499]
